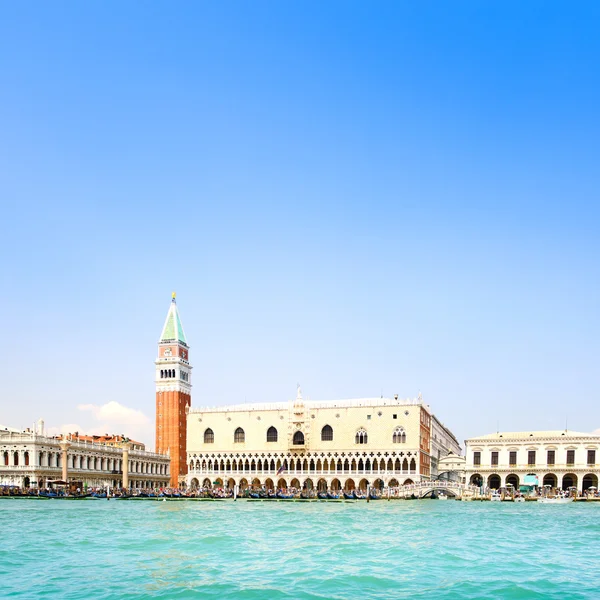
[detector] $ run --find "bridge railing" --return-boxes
[389,481,480,497]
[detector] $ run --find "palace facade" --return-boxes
[0,424,170,489]
[186,388,460,492]
[465,430,600,492]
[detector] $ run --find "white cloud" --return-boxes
[46,423,85,437]
[75,401,153,447]
[78,401,150,428]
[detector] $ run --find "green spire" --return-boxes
[159,293,187,345]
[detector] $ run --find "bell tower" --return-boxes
[155,292,192,486]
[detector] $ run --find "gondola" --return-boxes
[326,492,340,499]
[317,492,328,500]
[276,491,295,499]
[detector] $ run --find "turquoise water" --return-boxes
[1,499,599,599]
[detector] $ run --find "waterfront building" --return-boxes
[186,387,459,492]
[0,423,170,489]
[465,430,600,492]
[430,415,462,482]
[155,293,192,486]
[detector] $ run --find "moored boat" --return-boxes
[538,496,573,504]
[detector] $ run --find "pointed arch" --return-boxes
[234,428,245,443]
[393,427,406,443]
[266,426,278,442]
[204,428,214,444]
[355,428,368,444]
[321,425,333,441]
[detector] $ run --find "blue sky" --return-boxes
[1,2,598,446]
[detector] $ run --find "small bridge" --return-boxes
[393,480,480,499]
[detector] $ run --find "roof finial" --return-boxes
[172,291,176,302]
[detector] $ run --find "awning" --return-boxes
[523,475,539,486]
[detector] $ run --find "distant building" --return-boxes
[465,430,600,492]
[155,293,192,486]
[0,425,170,489]
[430,415,462,481]
[186,387,459,492]
[62,432,146,451]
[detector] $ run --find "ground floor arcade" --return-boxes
[0,468,170,490]
[188,474,418,491]
[468,470,599,492]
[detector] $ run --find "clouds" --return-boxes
[77,401,153,445]
[45,423,85,437]
[78,401,150,428]
[48,401,154,447]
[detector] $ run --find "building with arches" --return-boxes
[186,388,459,492]
[465,430,600,493]
[0,425,170,489]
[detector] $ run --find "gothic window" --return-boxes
[234,428,245,443]
[204,428,214,444]
[392,427,406,443]
[293,431,305,445]
[266,426,278,442]
[321,425,333,441]
[355,428,368,444]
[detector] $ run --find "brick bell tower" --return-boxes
[155,292,192,487]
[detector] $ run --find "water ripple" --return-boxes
[1,500,599,598]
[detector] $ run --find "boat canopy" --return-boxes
[523,475,539,486]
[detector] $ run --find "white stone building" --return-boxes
[430,415,462,482]
[186,388,459,492]
[0,425,171,489]
[465,430,600,492]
